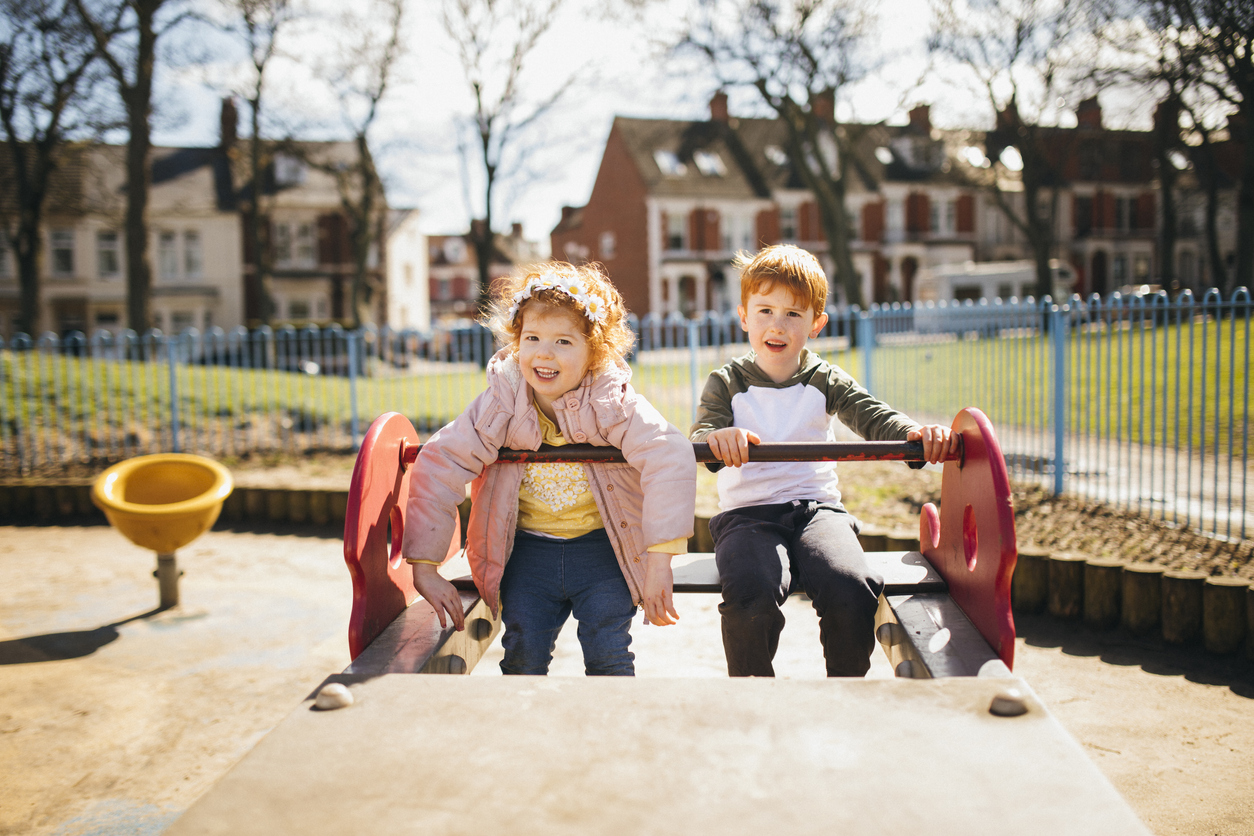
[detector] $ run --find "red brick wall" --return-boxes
[550,122,651,317]
[1135,192,1156,230]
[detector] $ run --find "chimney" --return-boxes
[561,206,576,222]
[710,91,729,123]
[908,104,931,133]
[219,97,238,150]
[511,222,523,238]
[1077,96,1102,129]
[810,90,834,125]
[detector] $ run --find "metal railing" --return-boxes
[1,289,1248,540]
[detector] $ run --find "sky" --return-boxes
[151,0,1147,255]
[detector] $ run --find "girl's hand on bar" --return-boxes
[411,563,465,631]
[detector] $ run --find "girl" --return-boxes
[402,263,696,675]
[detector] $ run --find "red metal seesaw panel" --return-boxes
[919,407,1017,670]
[343,412,460,659]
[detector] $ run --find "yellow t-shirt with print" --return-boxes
[516,406,604,539]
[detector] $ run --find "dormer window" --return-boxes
[875,147,894,165]
[443,237,467,264]
[654,150,687,177]
[275,153,306,186]
[693,150,726,177]
[764,145,788,166]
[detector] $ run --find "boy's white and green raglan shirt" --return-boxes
[690,349,919,513]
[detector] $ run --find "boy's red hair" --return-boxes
[736,244,828,315]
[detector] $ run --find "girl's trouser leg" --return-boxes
[499,533,571,675]
[567,529,636,676]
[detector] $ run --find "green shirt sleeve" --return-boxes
[823,364,920,442]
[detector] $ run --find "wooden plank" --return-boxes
[166,676,1150,836]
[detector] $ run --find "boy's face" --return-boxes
[738,283,829,382]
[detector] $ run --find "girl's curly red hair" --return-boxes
[486,262,635,373]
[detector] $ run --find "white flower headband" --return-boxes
[506,274,608,325]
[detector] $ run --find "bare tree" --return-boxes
[1152,0,1252,292]
[930,0,1086,300]
[72,0,189,332]
[443,0,573,313]
[222,0,296,326]
[0,0,109,336]
[287,0,402,328]
[676,0,879,307]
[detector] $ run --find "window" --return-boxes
[1112,254,1128,283]
[945,200,957,234]
[1134,255,1150,281]
[693,150,726,177]
[316,297,329,319]
[275,221,315,268]
[97,231,120,278]
[779,206,798,240]
[171,311,195,332]
[764,145,788,166]
[436,277,452,301]
[886,200,904,241]
[954,284,982,302]
[94,310,120,328]
[50,229,74,276]
[0,236,10,279]
[665,213,686,250]
[1179,250,1196,285]
[599,231,616,260]
[996,283,1013,300]
[274,153,306,186]
[1114,196,1132,232]
[654,150,687,177]
[183,231,202,278]
[158,231,178,279]
[1075,196,1093,237]
[288,299,311,320]
[929,202,940,233]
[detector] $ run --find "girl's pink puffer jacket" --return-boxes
[402,349,696,614]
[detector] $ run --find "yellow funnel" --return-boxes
[93,454,233,607]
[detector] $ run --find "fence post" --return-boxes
[167,334,182,453]
[348,330,360,449]
[688,318,700,427]
[1051,304,1068,496]
[858,312,875,394]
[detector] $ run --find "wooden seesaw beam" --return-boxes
[341,409,1014,679]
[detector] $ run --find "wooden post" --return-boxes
[692,516,714,553]
[1247,586,1254,661]
[244,488,266,522]
[1011,546,1049,614]
[1161,570,1207,645]
[288,490,310,524]
[309,490,330,527]
[329,490,349,525]
[1048,553,1086,620]
[1202,577,1249,655]
[1083,558,1123,630]
[1121,564,1164,635]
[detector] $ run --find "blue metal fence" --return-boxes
[1,288,1248,540]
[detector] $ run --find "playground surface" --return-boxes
[1,522,1252,836]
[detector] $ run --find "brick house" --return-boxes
[427,223,541,325]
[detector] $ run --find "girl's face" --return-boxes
[517,304,593,413]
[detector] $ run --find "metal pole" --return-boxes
[156,552,180,608]
[348,330,360,449]
[688,318,700,428]
[1051,304,1068,496]
[858,312,875,394]
[168,334,182,453]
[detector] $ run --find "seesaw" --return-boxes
[164,408,1150,836]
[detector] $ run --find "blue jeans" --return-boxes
[499,528,637,676]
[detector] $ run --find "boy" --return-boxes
[690,245,957,677]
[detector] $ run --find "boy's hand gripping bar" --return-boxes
[401,438,963,468]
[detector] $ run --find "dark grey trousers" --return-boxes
[709,501,884,677]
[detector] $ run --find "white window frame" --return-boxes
[50,228,75,276]
[97,230,121,279]
[158,231,179,280]
[183,230,203,279]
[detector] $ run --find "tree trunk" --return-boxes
[15,231,40,336]
[1234,105,1254,295]
[122,10,157,334]
[247,98,272,326]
